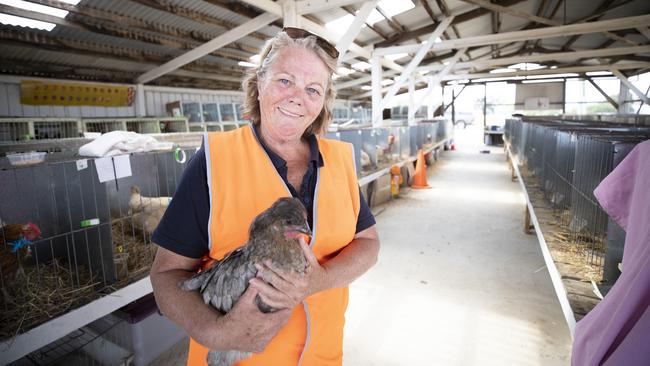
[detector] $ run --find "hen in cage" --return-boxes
[1,221,41,302]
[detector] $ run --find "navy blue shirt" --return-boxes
[152,128,376,258]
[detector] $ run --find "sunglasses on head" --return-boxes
[282,27,339,59]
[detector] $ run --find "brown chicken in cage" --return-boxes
[129,185,171,214]
[1,221,42,301]
[128,185,170,237]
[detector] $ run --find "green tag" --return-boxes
[81,218,100,227]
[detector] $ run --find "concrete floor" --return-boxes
[151,123,572,366]
[342,124,572,366]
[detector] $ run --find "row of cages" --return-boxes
[504,116,650,292]
[177,100,374,126]
[325,118,451,176]
[0,117,252,143]
[0,120,451,341]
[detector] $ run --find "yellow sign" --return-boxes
[20,80,135,107]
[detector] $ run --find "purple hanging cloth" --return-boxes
[572,139,650,366]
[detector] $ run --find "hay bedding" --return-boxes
[0,219,158,341]
[518,164,603,318]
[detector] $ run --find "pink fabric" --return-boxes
[572,139,650,366]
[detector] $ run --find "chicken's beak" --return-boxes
[286,224,312,237]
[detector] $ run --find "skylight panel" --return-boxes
[366,9,383,25]
[0,13,55,31]
[0,0,68,18]
[378,0,414,17]
[325,13,354,38]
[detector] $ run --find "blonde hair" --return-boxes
[242,31,338,136]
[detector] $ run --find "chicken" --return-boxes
[128,185,171,214]
[180,197,311,366]
[130,207,166,236]
[1,221,41,302]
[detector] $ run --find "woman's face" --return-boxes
[258,46,330,143]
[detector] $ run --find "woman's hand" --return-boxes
[215,286,292,353]
[248,237,328,310]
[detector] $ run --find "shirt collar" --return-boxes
[253,125,324,169]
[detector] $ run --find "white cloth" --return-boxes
[78,131,174,157]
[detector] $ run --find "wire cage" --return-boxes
[0,118,81,142]
[0,147,198,340]
[505,116,650,291]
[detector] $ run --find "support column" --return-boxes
[136,84,146,117]
[372,55,383,127]
[282,0,299,27]
[483,83,487,129]
[408,74,416,126]
[427,76,435,119]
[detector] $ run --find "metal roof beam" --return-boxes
[380,17,454,108]
[442,62,650,81]
[611,68,650,105]
[239,0,404,72]
[136,12,278,83]
[297,0,366,14]
[418,45,650,72]
[337,0,378,60]
[460,0,639,46]
[374,14,650,56]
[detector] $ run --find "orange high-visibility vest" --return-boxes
[187,125,360,366]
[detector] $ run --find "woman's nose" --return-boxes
[287,86,305,105]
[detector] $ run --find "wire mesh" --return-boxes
[505,116,650,282]
[0,147,197,340]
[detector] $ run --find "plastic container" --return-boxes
[7,151,46,166]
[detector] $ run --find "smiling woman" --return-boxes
[149,27,380,366]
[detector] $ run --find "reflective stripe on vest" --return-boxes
[187,125,360,366]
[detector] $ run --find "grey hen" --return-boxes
[180,197,311,366]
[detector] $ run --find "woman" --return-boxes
[150,28,380,366]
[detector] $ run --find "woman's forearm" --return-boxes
[319,229,380,292]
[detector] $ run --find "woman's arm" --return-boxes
[150,246,292,353]
[249,225,380,308]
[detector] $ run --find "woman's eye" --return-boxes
[307,87,321,96]
[279,78,290,85]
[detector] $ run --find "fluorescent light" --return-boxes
[361,85,372,90]
[352,61,372,71]
[59,0,81,4]
[522,78,564,84]
[238,61,257,68]
[508,62,546,70]
[586,71,613,76]
[490,68,515,74]
[473,76,525,83]
[378,0,414,17]
[381,79,394,86]
[325,14,354,37]
[386,53,408,61]
[249,54,261,64]
[550,65,558,69]
[434,37,442,43]
[0,13,55,30]
[0,0,68,18]
[528,73,578,79]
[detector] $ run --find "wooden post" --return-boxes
[524,206,534,234]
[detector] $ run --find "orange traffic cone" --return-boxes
[411,149,431,189]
